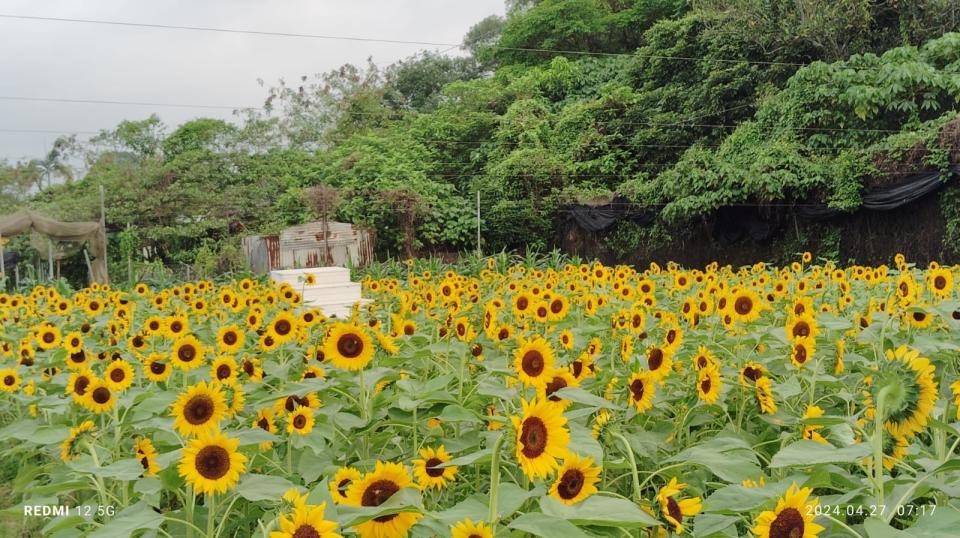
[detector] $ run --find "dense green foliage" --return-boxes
[3,0,960,280]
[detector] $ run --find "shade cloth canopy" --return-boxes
[0,210,107,283]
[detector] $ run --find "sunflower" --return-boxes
[345,461,422,538]
[0,368,21,393]
[690,345,717,371]
[626,371,656,414]
[645,345,673,382]
[83,379,116,413]
[539,368,579,405]
[755,376,777,415]
[802,405,828,444]
[210,355,239,386]
[171,334,206,370]
[217,325,245,353]
[511,398,570,480]
[135,438,161,476]
[412,445,458,490]
[785,314,819,341]
[657,478,702,533]
[269,502,340,538]
[322,323,375,371]
[513,336,556,389]
[145,354,172,382]
[558,329,574,350]
[696,365,721,404]
[739,361,766,386]
[178,431,247,495]
[790,337,816,369]
[549,453,601,505]
[872,345,937,439]
[927,267,953,298]
[66,370,94,402]
[103,360,135,391]
[63,331,84,354]
[752,483,824,538]
[267,311,299,345]
[727,288,763,323]
[35,324,62,351]
[60,420,96,462]
[165,314,190,338]
[171,381,228,437]
[905,308,934,329]
[329,466,362,505]
[287,407,315,436]
[450,519,493,538]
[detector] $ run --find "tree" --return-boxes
[303,184,342,265]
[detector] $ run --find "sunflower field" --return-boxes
[2,253,960,537]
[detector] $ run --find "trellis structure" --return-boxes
[0,210,108,284]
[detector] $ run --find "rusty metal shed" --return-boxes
[241,221,373,273]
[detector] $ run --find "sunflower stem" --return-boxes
[487,432,506,527]
[611,431,642,504]
[873,385,891,508]
[185,486,195,538]
[207,493,216,537]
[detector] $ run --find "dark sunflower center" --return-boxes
[223,332,238,345]
[522,350,545,377]
[337,478,352,496]
[550,300,563,313]
[537,306,548,318]
[213,365,230,380]
[150,362,167,375]
[293,414,307,429]
[935,276,947,289]
[149,321,160,331]
[520,417,548,458]
[337,333,364,358]
[274,320,292,336]
[769,507,804,538]
[697,356,708,369]
[545,377,568,401]
[3,375,15,386]
[42,332,55,343]
[109,368,126,383]
[178,344,197,362]
[498,328,509,340]
[362,479,400,522]
[666,496,683,524]
[743,366,761,381]
[557,468,585,499]
[70,337,80,347]
[700,378,712,394]
[667,330,677,344]
[794,345,807,364]
[292,525,320,538]
[74,377,90,395]
[92,387,111,404]
[630,379,645,401]
[171,321,183,333]
[424,457,445,477]
[257,417,270,430]
[243,361,255,376]
[194,445,230,480]
[404,324,415,336]
[140,456,150,470]
[913,312,926,322]
[516,297,528,310]
[734,296,753,315]
[471,344,483,357]
[648,348,663,371]
[792,321,810,338]
[571,361,584,378]
[185,395,215,425]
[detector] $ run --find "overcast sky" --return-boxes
[0,0,505,162]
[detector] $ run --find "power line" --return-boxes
[0,13,456,48]
[0,95,256,110]
[0,13,869,71]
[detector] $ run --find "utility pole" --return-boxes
[99,184,109,284]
